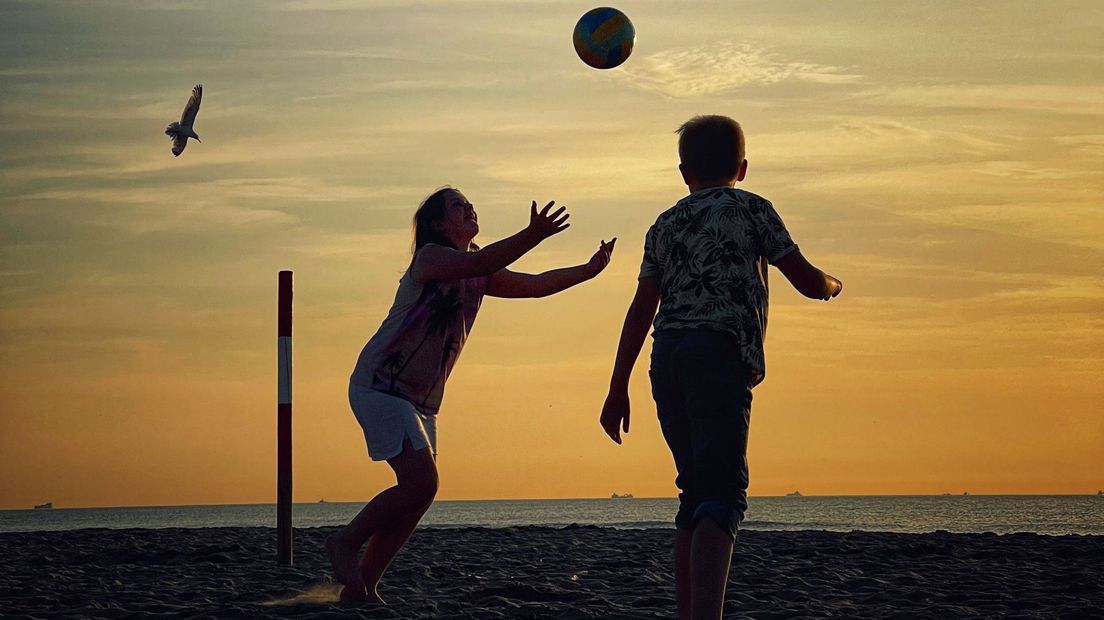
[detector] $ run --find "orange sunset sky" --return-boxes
[1,1,1102,510]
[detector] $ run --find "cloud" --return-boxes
[105,203,299,234]
[613,42,863,98]
[974,161,1089,180]
[298,47,418,61]
[856,84,1104,116]
[274,0,552,10]
[0,133,380,183]
[290,231,411,259]
[748,118,1008,173]
[11,174,427,237]
[896,200,1104,252]
[18,186,299,234]
[1055,134,1104,156]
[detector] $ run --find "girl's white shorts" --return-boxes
[348,384,437,461]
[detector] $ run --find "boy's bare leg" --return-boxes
[327,440,438,595]
[674,528,694,620]
[357,500,433,601]
[689,519,734,620]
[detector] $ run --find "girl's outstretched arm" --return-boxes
[411,201,569,284]
[486,239,616,298]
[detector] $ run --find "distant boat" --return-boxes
[318,498,327,504]
[942,493,952,496]
[33,502,53,510]
[962,492,970,496]
[610,493,634,499]
[1097,490,1102,496]
[785,491,803,497]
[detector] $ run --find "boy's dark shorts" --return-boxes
[650,328,753,540]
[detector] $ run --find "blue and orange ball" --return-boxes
[573,7,635,70]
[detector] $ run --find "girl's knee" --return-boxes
[411,481,438,509]
[400,469,438,507]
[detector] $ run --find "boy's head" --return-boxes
[676,115,747,189]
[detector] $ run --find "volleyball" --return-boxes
[573,7,635,70]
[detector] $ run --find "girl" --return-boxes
[327,187,616,602]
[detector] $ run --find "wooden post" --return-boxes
[277,270,293,566]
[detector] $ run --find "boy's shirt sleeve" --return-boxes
[752,198,798,264]
[638,223,661,280]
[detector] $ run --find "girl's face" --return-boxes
[437,190,479,245]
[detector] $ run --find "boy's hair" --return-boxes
[411,186,479,254]
[676,115,745,182]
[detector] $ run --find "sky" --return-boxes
[1,0,1101,509]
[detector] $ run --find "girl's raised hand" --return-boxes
[584,238,617,279]
[527,200,571,240]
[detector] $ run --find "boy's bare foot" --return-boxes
[325,534,365,593]
[340,585,386,605]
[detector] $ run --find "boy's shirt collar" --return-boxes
[688,184,738,196]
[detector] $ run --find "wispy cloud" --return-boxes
[19,176,398,206]
[274,0,552,10]
[614,42,863,98]
[298,47,418,61]
[290,231,410,259]
[974,160,1090,180]
[856,84,1104,116]
[18,186,299,234]
[1055,134,1104,156]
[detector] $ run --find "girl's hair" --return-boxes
[411,186,478,254]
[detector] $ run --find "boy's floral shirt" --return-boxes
[640,187,797,384]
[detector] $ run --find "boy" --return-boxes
[600,115,842,620]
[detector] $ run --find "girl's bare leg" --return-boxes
[356,499,433,601]
[327,440,438,594]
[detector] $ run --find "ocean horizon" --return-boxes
[4,495,1101,536]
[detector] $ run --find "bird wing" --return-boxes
[171,132,187,157]
[180,84,203,127]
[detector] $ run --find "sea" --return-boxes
[2,496,1101,535]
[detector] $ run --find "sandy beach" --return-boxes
[2,525,1101,618]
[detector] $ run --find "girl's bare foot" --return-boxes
[325,534,365,593]
[340,585,386,604]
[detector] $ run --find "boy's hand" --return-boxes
[526,200,570,241]
[775,251,844,301]
[584,238,617,279]
[600,390,630,444]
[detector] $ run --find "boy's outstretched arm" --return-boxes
[486,239,616,298]
[600,276,660,444]
[775,250,843,301]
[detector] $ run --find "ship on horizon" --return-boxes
[33,502,52,510]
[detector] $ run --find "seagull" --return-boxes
[165,84,203,157]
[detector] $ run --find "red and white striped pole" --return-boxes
[277,270,293,566]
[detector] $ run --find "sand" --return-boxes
[1,525,1101,618]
